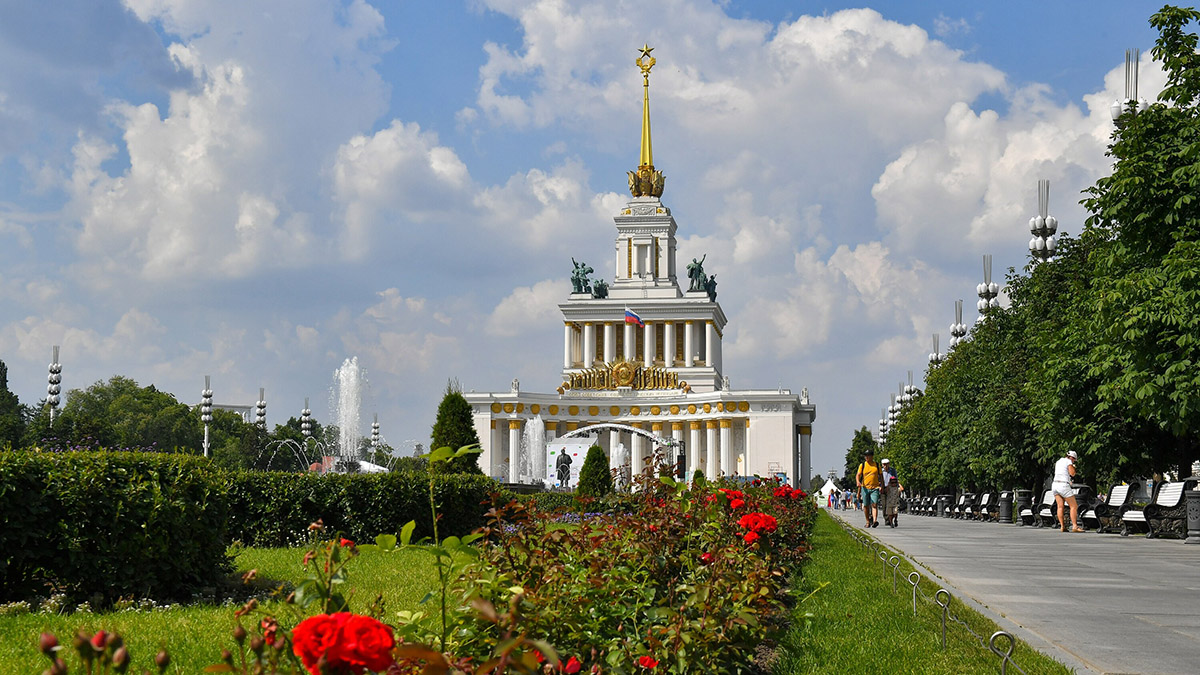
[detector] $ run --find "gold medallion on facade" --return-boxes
[491,402,502,413]
[650,405,661,415]
[549,405,559,415]
[588,406,599,416]
[610,406,620,416]
[669,405,680,415]
[503,403,514,413]
[531,404,540,414]
[516,403,524,413]
[687,404,696,414]
[568,405,579,416]
[703,403,711,413]
[631,406,641,415]
[738,401,749,412]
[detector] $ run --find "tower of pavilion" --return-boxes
[465,46,815,488]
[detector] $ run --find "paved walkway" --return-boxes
[825,508,1200,675]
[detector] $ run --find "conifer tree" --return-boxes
[576,445,613,497]
[430,379,482,474]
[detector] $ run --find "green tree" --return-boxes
[0,360,25,448]
[430,380,482,474]
[1081,6,1200,476]
[576,445,613,497]
[842,426,877,486]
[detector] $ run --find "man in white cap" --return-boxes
[1053,450,1083,532]
[879,459,904,527]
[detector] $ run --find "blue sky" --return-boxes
[0,0,1173,475]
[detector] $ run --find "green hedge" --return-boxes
[0,451,230,603]
[225,471,500,547]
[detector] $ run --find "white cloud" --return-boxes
[486,279,566,337]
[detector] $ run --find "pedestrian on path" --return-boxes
[856,449,883,528]
[880,458,904,527]
[1053,450,1084,532]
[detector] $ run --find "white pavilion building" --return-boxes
[464,46,815,489]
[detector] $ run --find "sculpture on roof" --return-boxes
[705,274,718,302]
[686,254,706,292]
[570,258,593,294]
[591,278,609,299]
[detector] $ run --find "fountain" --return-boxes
[332,357,365,458]
[517,415,546,484]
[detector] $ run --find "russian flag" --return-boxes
[624,307,644,327]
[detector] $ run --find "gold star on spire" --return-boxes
[628,44,665,197]
[639,44,654,60]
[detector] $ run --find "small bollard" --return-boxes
[998,491,1013,524]
[1186,489,1200,544]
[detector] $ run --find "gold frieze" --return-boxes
[566,360,684,391]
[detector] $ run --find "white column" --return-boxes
[706,321,716,369]
[583,322,595,367]
[714,326,723,373]
[688,422,702,482]
[490,421,504,479]
[643,322,654,367]
[685,321,695,367]
[563,323,572,369]
[671,422,684,476]
[508,419,522,482]
[631,425,645,479]
[799,424,812,491]
[720,419,733,478]
[603,322,615,363]
[624,323,635,360]
[706,421,719,481]
[742,419,751,479]
[663,322,675,367]
[609,428,621,472]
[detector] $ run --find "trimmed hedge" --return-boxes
[225,471,500,547]
[0,451,230,603]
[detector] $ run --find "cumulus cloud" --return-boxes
[486,279,566,337]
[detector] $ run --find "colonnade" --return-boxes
[563,319,722,371]
[490,416,750,481]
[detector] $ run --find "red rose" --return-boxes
[89,631,108,652]
[730,498,745,509]
[293,615,341,674]
[334,614,396,672]
[261,618,279,646]
[563,656,582,673]
[743,532,760,544]
[339,538,355,548]
[638,655,659,668]
[699,552,713,565]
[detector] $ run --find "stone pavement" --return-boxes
[825,507,1200,675]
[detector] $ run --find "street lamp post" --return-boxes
[200,376,213,458]
[929,333,944,367]
[1110,48,1149,121]
[949,300,968,349]
[371,414,380,448]
[301,398,312,439]
[47,345,61,427]
[976,254,999,321]
[1029,180,1057,262]
[255,388,266,427]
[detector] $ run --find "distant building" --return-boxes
[213,404,253,423]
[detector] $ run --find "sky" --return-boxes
[0,0,1172,476]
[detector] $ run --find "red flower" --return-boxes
[563,656,582,673]
[89,631,108,652]
[699,552,714,565]
[638,655,659,668]
[729,498,745,509]
[260,618,279,646]
[737,512,778,535]
[293,613,395,675]
[339,538,356,548]
[743,532,760,544]
[705,494,718,504]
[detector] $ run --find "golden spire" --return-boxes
[628,44,665,198]
[638,44,655,168]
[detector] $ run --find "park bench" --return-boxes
[1035,484,1095,529]
[971,492,996,521]
[1080,482,1139,534]
[952,493,974,519]
[1020,490,1052,527]
[1121,479,1198,538]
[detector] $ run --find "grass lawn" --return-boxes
[773,511,1072,674]
[0,545,441,673]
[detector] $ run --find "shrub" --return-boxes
[575,445,612,498]
[429,383,481,474]
[0,450,230,603]
[224,471,499,547]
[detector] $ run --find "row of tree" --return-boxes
[0,360,483,474]
[846,7,1200,494]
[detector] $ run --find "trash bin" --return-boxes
[1014,489,1032,526]
[998,490,1013,524]
[936,494,951,517]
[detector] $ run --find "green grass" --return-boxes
[773,512,1072,674]
[0,545,441,674]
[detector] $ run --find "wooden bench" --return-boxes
[1021,490,1053,527]
[1080,482,1138,534]
[971,492,996,521]
[952,493,975,519]
[1121,479,1198,538]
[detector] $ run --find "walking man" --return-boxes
[856,449,883,528]
[880,459,904,527]
[1053,450,1084,532]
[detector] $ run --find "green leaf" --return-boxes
[428,446,455,464]
[399,520,416,546]
[375,533,397,550]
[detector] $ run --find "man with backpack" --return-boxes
[855,449,883,528]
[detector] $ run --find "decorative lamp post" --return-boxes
[301,398,312,439]
[929,333,944,367]
[1110,48,1149,121]
[976,254,999,321]
[1029,180,1057,262]
[878,408,888,444]
[255,388,266,427]
[902,370,920,404]
[200,376,213,458]
[47,345,62,427]
[949,300,968,349]
[371,414,380,448]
